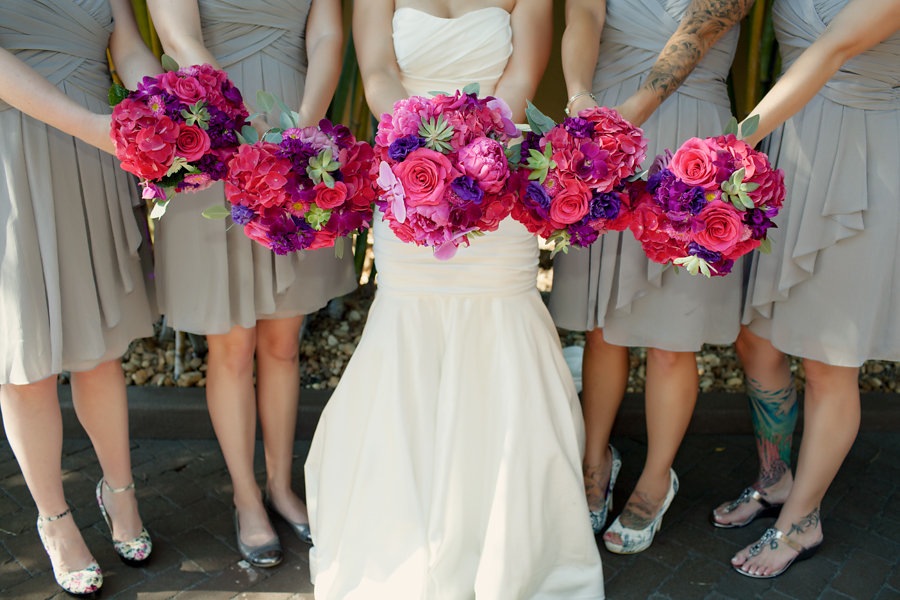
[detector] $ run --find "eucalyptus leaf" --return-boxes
[160,54,180,73]
[427,90,450,97]
[740,114,760,138]
[240,124,259,144]
[723,116,739,136]
[758,237,772,254]
[525,100,557,136]
[274,95,293,118]
[263,131,284,144]
[149,200,169,219]
[279,111,295,131]
[256,90,276,114]
[108,83,129,107]
[334,237,345,260]
[462,82,480,96]
[245,111,261,122]
[201,204,231,220]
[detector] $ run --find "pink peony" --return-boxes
[457,138,509,194]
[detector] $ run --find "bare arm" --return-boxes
[0,47,115,152]
[742,0,900,147]
[353,0,409,118]
[561,0,606,116]
[297,0,343,127]
[493,0,553,122]
[146,0,220,68]
[108,0,160,90]
[616,0,754,125]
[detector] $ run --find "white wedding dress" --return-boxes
[305,8,604,599]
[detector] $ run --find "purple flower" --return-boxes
[569,223,600,246]
[222,81,243,107]
[575,143,610,183]
[196,154,228,181]
[231,204,255,225]
[318,119,354,150]
[524,181,552,219]
[563,117,594,139]
[519,131,542,164]
[688,242,721,263]
[648,149,673,180]
[651,170,707,218]
[388,135,426,162]
[450,176,484,204]
[589,191,621,220]
[744,208,775,239]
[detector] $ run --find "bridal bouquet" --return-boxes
[511,104,646,255]
[628,122,784,277]
[110,57,248,217]
[220,107,376,256]
[373,85,522,259]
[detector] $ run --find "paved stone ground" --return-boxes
[0,431,898,599]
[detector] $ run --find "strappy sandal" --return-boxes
[710,486,782,529]
[733,527,822,578]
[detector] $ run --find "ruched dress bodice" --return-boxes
[306,7,605,600]
[743,0,900,366]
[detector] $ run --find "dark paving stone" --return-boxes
[830,549,893,600]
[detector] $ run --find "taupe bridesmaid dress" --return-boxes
[550,0,742,351]
[153,0,357,334]
[743,0,900,366]
[0,0,156,384]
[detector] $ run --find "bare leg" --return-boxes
[70,359,143,540]
[713,327,796,525]
[580,327,629,512]
[733,359,859,576]
[256,316,308,525]
[206,325,275,547]
[0,377,94,573]
[604,348,695,544]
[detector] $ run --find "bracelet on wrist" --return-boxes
[564,91,596,116]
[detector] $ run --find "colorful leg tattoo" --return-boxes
[746,376,798,487]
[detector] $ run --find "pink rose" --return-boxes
[175,124,211,162]
[314,181,348,209]
[694,202,745,253]
[393,148,455,207]
[669,138,720,190]
[549,183,591,225]
[457,138,509,194]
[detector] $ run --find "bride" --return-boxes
[305,1,605,598]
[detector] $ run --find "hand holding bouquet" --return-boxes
[109,56,248,217]
[373,84,521,260]
[628,117,785,277]
[510,103,647,255]
[216,91,376,256]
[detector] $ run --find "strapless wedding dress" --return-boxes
[305,8,604,599]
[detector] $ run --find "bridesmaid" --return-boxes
[0,0,159,595]
[712,0,900,578]
[147,0,356,567]
[552,0,753,553]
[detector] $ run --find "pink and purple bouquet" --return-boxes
[511,105,647,255]
[222,119,376,256]
[628,132,785,277]
[373,86,522,259]
[110,59,248,217]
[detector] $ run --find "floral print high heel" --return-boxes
[604,469,679,554]
[96,479,153,566]
[36,507,103,598]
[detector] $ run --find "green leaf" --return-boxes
[160,54,180,72]
[525,142,556,184]
[279,111,295,131]
[149,200,169,219]
[525,100,557,136]
[505,143,523,167]
[742,182,760,192]
[305,206,331,230]
[547,230,571,258]
[256,90,276,114]
[758,237,772,254]
[263,131,284,144]
[201,204,231,220]
[738,192,755,209]
[427,90,450,97]
[333,237,345,260]
[239,124,259,144]
[740,114,760,138]
[108,83,130,107]
[723,116,739,136]
[418,115,455,153]
[307,148,341,186]
[274,94,293,118]
[461,82,480,96]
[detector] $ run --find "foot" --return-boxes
[711,474,792,528]
[265,484,309,527]
[604,471,671,547]
[37,509,96,576]
[235,498,278,548]
[97,479,145,542]
[583,446,615,513]
[731,509,823,578]
[603,469,678,554]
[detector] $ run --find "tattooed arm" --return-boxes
[616,0,754,126]
[561,0,606,116]
[741,0,900,146]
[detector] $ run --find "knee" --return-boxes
[208,329,257,374]
[735,327,785,373]
[646,348,693,373]
[256,329,300,365]
[802,359,859,398]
